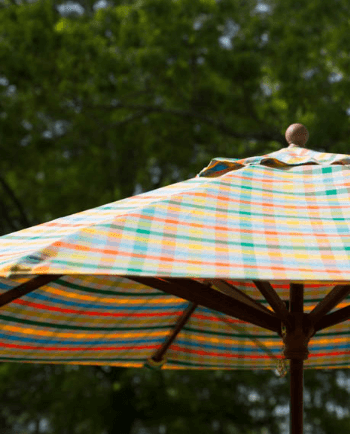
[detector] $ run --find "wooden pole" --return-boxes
[289,283,304,434]
[285,124,308,434]
[290,359,304,434]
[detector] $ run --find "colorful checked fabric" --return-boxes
[0,144,350,369]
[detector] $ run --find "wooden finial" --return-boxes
[285,123,309,147]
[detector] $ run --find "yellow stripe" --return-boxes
[2,306,176,327]
[0,349,152,359]
[44,286,177,305]
[1,324,169,340]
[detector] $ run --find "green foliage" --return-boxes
[1,0,349,232]
[1,364,350,433]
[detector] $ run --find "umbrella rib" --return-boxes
[128,277,280,333]
[211,279,273,314]
[308,284,350,325]
[313,305,350,332]
[150,302,197,363]
[168,278,281,333]
[0,274,63,308]
[253,280,292,328]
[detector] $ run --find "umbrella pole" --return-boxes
[290,359,304,434]
[286,283,310,434]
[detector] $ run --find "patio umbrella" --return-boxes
[0,123,350,434]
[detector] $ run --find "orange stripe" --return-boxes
[309,351,350,358]
[43,241,348,275]
[0,342,158,352]
[1,324,169,340]
[15,299,182,318]
[171,344,271,359]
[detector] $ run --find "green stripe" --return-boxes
[57,279,164,297]
[2,314,347,339]
[168,359,265,369]
[166,199,349,221]
[182,325,280,340]
[37,259,136,272]
[315,330,350,337]
[0,356,347,369]
[254,297,350,306]
[1,316,348,337]
[218,179,350,198]
[109,223,350,252]
[0,314,172,332]
[305,362,350,369]
[260,296,350,305]
[0,356,145,363]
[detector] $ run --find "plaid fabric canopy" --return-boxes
[0,144,349,369]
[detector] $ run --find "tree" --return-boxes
[1,0,350,231]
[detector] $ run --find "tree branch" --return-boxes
[112,110,148,127]
[0,198,17,232]
[0,175,31,228]
[86,102,285,144]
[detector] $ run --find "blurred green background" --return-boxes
[1,0,350,432]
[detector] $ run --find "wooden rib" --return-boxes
[211,279,273,314]
[151,302,197,362]
[0,275,62,308]
[314,305,350,332]
[309,285,350,325]
[253,280,292,327]
[129,277,280,333]
[168,278,281,332]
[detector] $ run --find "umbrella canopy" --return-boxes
[1,124,350,433]
[0,124,349,368]
[0,275,345,369]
